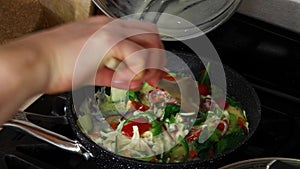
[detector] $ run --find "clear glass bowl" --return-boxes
[92,0,242,40]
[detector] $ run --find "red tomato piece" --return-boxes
[105,115,122,130]
[217,122,225,131]
[151,156,158,162]
[130,100,149,111]
[237,116,246,128]
[109,121,119,130]
[163,75,176,81]
[122,118,152,138]
[188,149,198,159]
[237,116,248,134]
[198,84,209,96]
[186,127,202,143]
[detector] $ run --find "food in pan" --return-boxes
[78,69,249,163]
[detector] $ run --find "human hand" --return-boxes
[27,16,166,93]
[0,15,166,124]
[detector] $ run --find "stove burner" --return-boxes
[1,92,299,169]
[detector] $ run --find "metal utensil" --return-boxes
[4,111,93,159]
[266,160,299,169]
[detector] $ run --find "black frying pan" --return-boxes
[65,51,261,168]
[4,51,261,169]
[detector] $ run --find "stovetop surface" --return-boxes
[1,13,300,169]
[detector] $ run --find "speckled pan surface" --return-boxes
[65,51,261,169]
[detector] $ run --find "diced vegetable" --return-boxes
[198,84,209,96]
[77,114,93,133]
[165,136,189,162]
[200,62,211,86]
[121,118,152,138]
[186,127,202,143]
[151,120,163,136]
[81,69,250,163]
[130,100,149,111]
[105,114,122,130]
[215,128,246,154]
[226,104,246,120]
[163,104,180,121]
[110,87,128,102]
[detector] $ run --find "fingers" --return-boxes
[96,40,150,89]
[96,40,166,90]
[74,17,166,90]
[41,15,167,94]
[95,18,166,89]
[95,67,145,91]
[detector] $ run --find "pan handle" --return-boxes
[15,110,69,125]
[2,119,94,160]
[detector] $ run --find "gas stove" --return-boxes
[0,13,300,169]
